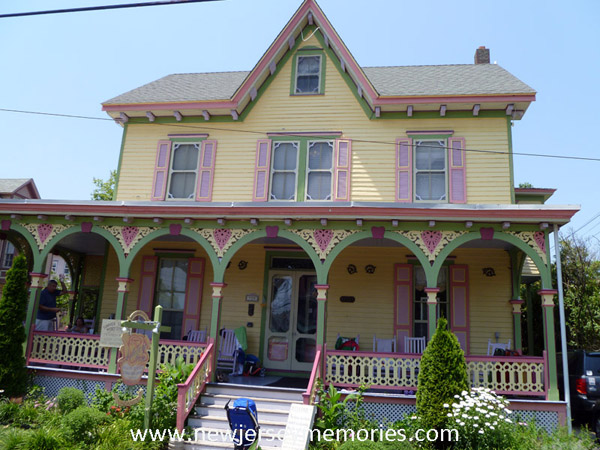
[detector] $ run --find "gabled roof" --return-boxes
[102,0,536,119]
[0,178,40,199]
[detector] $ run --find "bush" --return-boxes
[416,317,469,430]
[338,440,383,449]
[56,387,85,414]
[0,400,20,424]
[62,406,108,445]
[0,427,28,450]
[24,426,65,450]
[0,255,29,398]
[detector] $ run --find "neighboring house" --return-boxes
[0,178,40,296]
[0,0,578,437]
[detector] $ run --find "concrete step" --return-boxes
[195,403,291,423]
[199,393,301,412]
[187,414,287,434]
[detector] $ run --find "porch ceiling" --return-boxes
[53,232,107,255]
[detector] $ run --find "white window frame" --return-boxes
[166,142,201,201]
[305,140,334,201]
[294,54,322,95]
[269,141,300,201]
[413,139,448,203]
[2,242,15,268]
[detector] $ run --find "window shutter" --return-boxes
[253,139,272,202]
[396,138,412,202]
[450,264,470,354]
[137,256,158,318]
[196,140,217,202]
[448,137,467,204]
[182,258,205,339]
[333,139,352,201]
[151,140,172,201]
[394,263,413,350]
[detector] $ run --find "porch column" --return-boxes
[525,285,535,355]
[209,282,226,341]
[510,299,524,353]
[108,277,134,373]
[425,288,439,340]
[315,284,329,348]
[539,289,559,400]
[22,272,48,355]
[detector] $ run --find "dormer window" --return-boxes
[167,143,200,200]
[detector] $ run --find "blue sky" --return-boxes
[0,0,599,244]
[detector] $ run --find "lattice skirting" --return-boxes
[33,374,146,402]
[347,401,559,432]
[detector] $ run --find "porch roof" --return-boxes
[0,199,579,224]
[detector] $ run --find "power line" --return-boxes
[573,212,600,234]
[0,0,222,19]
[2,106,600,162]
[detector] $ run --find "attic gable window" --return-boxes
[167,143,200,200]
[292,51,325,95]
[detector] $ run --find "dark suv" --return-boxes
[558,351,600,437]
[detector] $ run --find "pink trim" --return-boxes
[1,219,11,231]
[115,277,134,283]
[395,138,412,202]
[181,258,205,339]
[480,227,494,240]
[514,188,556,194]
[168,133,209,138]
[252,139,272,202]
[333,139,351,201]
[373,94,536,106]
[103,100,237,112]
[424,287,440,293]
[176,339,215,431]
[151,140,172,201]
[448,137,467,204]
[314,284,330,289]
[537,289,558,295]
[303,345,322,405]
[195,140,217,202]
[543,350,549,400]
[510,299,524,305]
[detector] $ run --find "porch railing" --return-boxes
[303,344,324,405]
[27,330,208,372]
[176,339,215,431]
[28,331,110,369]
[325,349,548,399]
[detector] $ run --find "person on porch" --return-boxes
[36,277,67,331]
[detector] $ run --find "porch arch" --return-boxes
[217,229,324,283]
[5,223,41,267]
[124,227,219,277]
[39,225,126,276]
[430,231,551,288]
[322,230,433,285]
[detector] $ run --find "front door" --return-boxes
[264,271,318,371]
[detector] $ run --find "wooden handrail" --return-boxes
[303,345,322,405]
[175,338,215,432]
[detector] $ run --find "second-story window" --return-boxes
[295,55,322,94]
[270,142,299,201]
[168,143,200,200]
[306,141,333,200]
[2,242,15,268]
[414,140,447,202]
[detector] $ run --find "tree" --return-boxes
[518,182,534,188]
[0,254,29,398]
[416,318,469,430]
[91,170,116,201]
[555,233,600,350]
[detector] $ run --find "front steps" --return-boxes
[173,383,304,450]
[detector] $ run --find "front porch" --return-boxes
[0,203,572,429]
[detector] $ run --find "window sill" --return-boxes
[290,93,325,97]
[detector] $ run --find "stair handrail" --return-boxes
[303,344,324,405]
[176,337,215,432]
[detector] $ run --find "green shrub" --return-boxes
[416,317,469,430]
[56,388,85,414]
[0,427,28,450]
[0,400,20,424]
[338,440,383,449]
[62,406,108,445]
[0,255,29,398]
[23,427,65,450]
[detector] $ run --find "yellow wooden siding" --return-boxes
[81,255,104,286]
[116,34,512,204]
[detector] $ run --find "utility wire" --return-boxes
[2,106,600,162]
[0,0,222,19]
[572,212,600,234]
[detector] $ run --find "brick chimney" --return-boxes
[474,46,490,64]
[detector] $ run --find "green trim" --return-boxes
[514,194,545,204]
[407,134,453,140]
[94,243,109,331]
[525,285,534,355]
[152,252,196,258]
[507,117,516,204]
[23,287,42,355]
[427,303,437,340]
[544,305,559,400]
[113,123,128,201]
[513,312,522,353]
[169,137,208,143]
[289,48,326,96]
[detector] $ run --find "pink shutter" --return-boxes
[394,264,413,349]
[333,139,352,201]
[396,138,412,202]
[181,258,205,338]
[253,139,272,202]
[151,140,172,201]
[196,140,217,201]
[448,137,467,203]
[450,264,470,354]
[137,256,158,318]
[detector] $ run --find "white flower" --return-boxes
[490,426,495,430]
[447,413,453,417]
[478,429,484,434]
[443,403,449,408]
[473,424,479,428]
[461,391,468,396]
